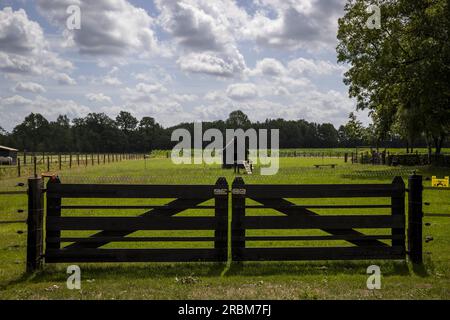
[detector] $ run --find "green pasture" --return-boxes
[0,156,449,299]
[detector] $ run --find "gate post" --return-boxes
[391,177,406,253]
[214,177,229,262]
[408,175,423,264]
[231,177,246,262]
[46,177,62,251]
[27,177,44,273]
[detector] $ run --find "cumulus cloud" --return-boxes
[177,51,245,78]
[0,1,361,130]
[288,58,344,76]
[101,76,122,86]
[86,93,112,104]
[156,0,248,77]
[36,0,161,56]
[226,83,259,101]
[54,73,77,85]
[0,94,91,129]
[243,0,345,51]
[135,83,167,95]
[1,94,33,106]
[0,7,73,77]
[13,82,46,94]
[121,82,167,104]
[250,58,286,77]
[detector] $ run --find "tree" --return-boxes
[317,123,339,147]
[12,113,50,151]
[116,111,138,133]
[226,110,251,129]
[337,0,449,154]
[48,115,72,152]
[339,113,366,147]
[0,126,7,146]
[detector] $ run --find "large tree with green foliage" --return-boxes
[337,0,449,154]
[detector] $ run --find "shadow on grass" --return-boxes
[3,257,430,289]
[226,260,412,277]
[4,259,416,286]
[13,262,228,284]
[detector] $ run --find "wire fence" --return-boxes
[0,153,146,180]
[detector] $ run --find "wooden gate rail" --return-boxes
[231,177,407,262]
[31,177,229,265]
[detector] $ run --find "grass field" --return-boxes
[0,156,449,300]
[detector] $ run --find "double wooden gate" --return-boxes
[231,177,406,261]
[26,176,423,272]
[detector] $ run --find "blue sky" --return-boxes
[0,0,369,131]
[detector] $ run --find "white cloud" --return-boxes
[226,83,259,101]
[54,73,77,85]
[1,94,33,106]
[288,58,344,76]
[13,82,46,94]
[0,94,91,129]
[135,83,167,94]
[101,76,122,86]
[86,93,112,104]
[156,0,248,77]
[0,7,73,77]
[36,0,161,56]
[121,82,167,104]
[177,52,245,78]
[171,93,198,103]
[243,0,345,51]
[250,58,286,77]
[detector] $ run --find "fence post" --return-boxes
[33,156,37,177]
[46,177,62,251]
[391,177,406,254]
[17,158,21,177]
[27,177,44,272]
[59,154,62,170]
[47,156,50,172]
[231,177,246,262]
[214,177,229,262]
[408,174,423,264]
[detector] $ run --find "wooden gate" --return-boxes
[231,177,406,261]
[25,175,422,271]
[28,177,228,266]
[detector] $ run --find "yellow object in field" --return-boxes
[431,176,449,188]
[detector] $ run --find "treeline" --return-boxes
[0,110,443,153]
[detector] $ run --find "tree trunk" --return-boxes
[434,136,443,156]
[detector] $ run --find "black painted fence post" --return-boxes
[214,177,229,262]
[231,177,246,262]
[408,174,423,264]
[27,177,44,273]
[391,177,406,254]
[46,177,62,252]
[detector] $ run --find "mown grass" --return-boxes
[0,157,449,299]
